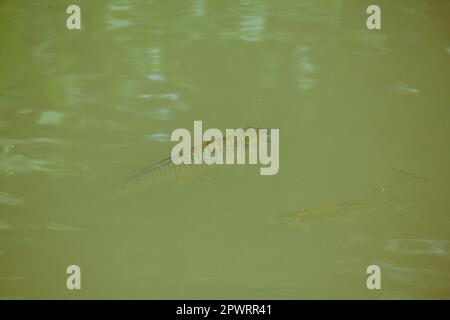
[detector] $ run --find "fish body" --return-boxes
[271,200,385,226]
[118,128,269,192]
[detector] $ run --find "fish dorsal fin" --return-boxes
[145,157,172,170]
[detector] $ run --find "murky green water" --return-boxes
[1,0,449,299]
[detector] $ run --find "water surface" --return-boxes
[0,0,449,299]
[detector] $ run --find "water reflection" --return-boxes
[37,110,64,125]
[108,2,134,12]
[147,48,165,81]
[375,259,450,295]
[0,192,23,206]
[147,132,171,142]
[295,45,317,91]
[239,0,266,42]
[106,17,134,31]
[385,239,450,259]
[0,145,68,176]
[191,0,206,17]
[138,93,179,101]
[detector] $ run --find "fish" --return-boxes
[270,199,387,226]
[387,165,430,182]
[118,128,270,192]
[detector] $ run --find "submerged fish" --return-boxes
[387,165,430,182]
[270,199,386,226]
[118,128,270,192]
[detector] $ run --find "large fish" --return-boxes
[118,127,270,192]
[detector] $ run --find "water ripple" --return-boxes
[0,192,23,206]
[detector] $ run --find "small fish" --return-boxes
[146,133,171,142]
[387,165,430,182]
[270,199,386,226]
